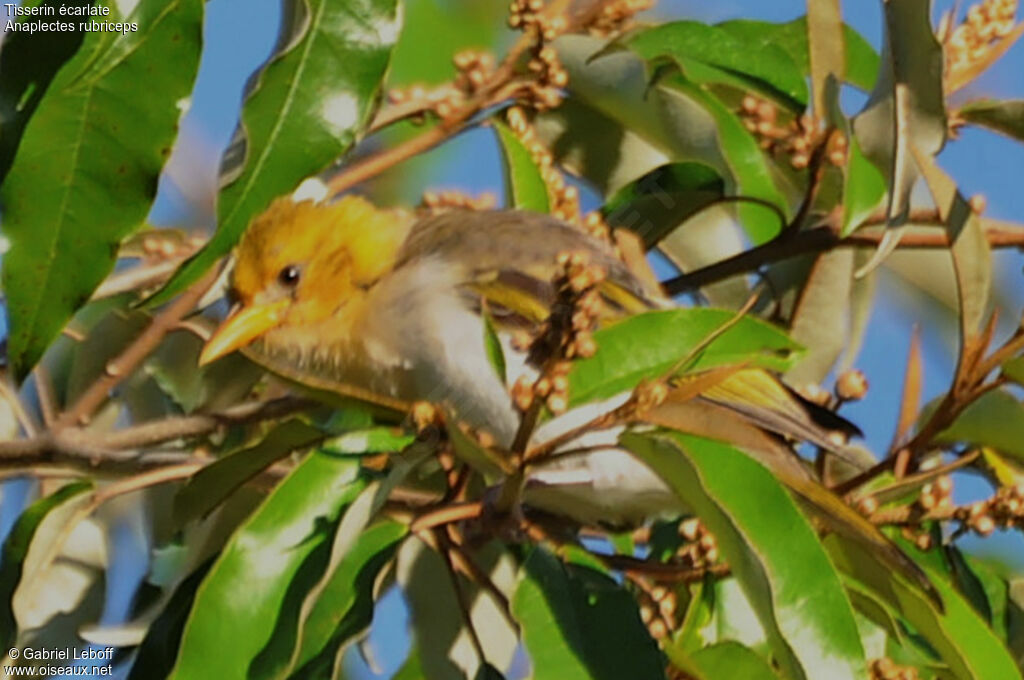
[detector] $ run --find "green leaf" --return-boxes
[0,481,92,650]
[544,34,786,244]
[173,419,326,527]
[569,308,801,408]
[687,641,780,680]
[717,17,880,92]
[659,78,787,244]
[493,120,550,213]
[0,0,203,379]
[828,535,1023,680]
[959,99,1024,143]
[913,147,992,343]
[821,76,886,236]
[0,0,93,181]
[128,561,214,680]
[148,0,402,307]
[289,521,406,675]
[622,432,866,680]
[320,426,415,455]
[624,21,808,111]
[851,0,946,267]
[601,162,726,247]
[1003,357,1024,385]
[482,310,508,386]
[168,453,367,679]
[785,249,855,385]
[935,389,1024,462]
[512,548,664,680]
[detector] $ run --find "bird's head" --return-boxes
[199,195,411,365]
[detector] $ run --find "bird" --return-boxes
[197,194,937,602]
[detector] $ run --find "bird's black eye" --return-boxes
[278,265,301,287]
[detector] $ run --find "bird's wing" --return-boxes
[395,209,662,323]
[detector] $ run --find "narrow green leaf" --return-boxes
[482,310,508,386]
[717,18,880,92]
[493,120,550,213]
[320,426,415,455]
[688,641,780,680]
[0,0,203,379]
[821,76,886,236]
[601,162,726,247]
[625,21,809,110]
[786,249,855,385]
[512,548,664,680]
[569,309,801,408]
[852,0,946,266]
[959,99,1024,142]
[168,454,367,679]
[913,146,992,342]
[148,0,402,307]
[0,481,92,649]
[173,419,326,527]
[289,521,406,675]
[935,389,1024,463]
[622,432,866,680]
[828,535,1023,679]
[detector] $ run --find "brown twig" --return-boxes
[0,397,314,468]
[601,554,731,582]
[662,215,1024,295]
[784,127,835,237]
[55,268,220,428]
[410,501,484,533]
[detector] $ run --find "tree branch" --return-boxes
[55,268,220,428]
[663,214,1024,295]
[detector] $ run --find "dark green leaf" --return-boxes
[852,0,946,269]
[0,0,203,379]
[601,162,725,247]
[0,481,92,649]
[569,309,801,408]
[173,419,326,526]
[625,21,808,110]
[717,17,880,92]
[622,432,866,679]
[168,454,367,679]
[128,561,214,680]
[289,521,406,675]
[148,0,402,306]
[0,0,93,181]
[935,389,1024,462]
[959,99,1024,143]
[512,547,664,680]
[493,120,550,213]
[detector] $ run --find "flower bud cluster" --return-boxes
[589,0,655,36]
[420,190,497,214]
[946,0,1018,86]
[510,252,607,414]
[870,658,920,680]
[738,96,848,169]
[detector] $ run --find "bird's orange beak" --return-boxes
[199,300,289,366]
